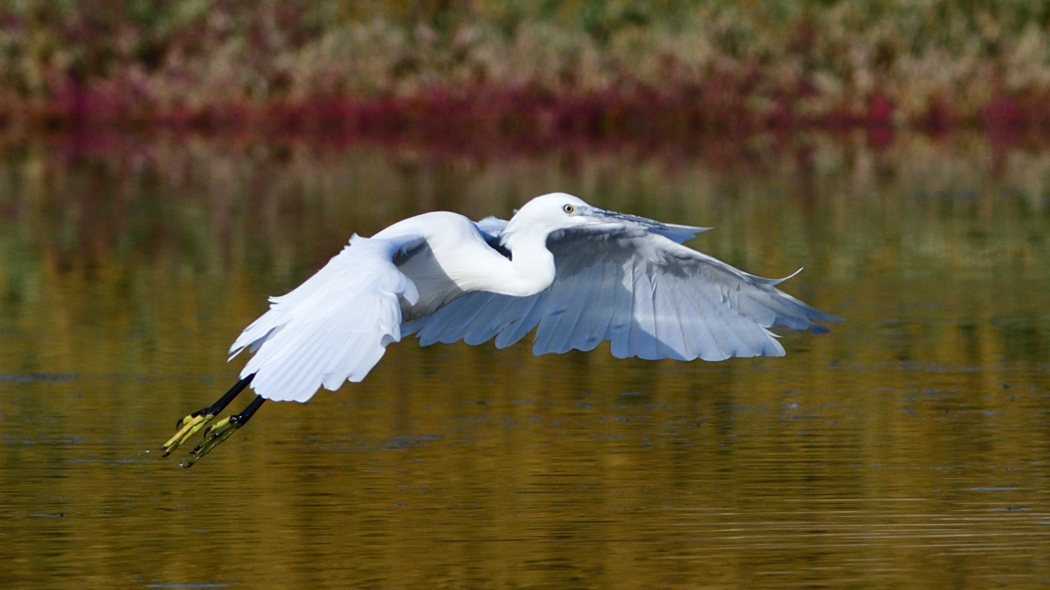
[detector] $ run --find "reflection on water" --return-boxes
[0,132,1048,589]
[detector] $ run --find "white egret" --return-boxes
[162,193,839,465]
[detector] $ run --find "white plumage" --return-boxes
[229,235,422,401]
[229,193,840,402]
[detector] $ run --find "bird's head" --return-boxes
[503,193,593,238]
[501,192,708,249]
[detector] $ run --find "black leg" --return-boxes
[175,373,255,430]
[230,395,266,427]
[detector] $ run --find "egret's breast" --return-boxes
[383,210,529,318]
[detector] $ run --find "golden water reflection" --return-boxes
[0,132,1048,589]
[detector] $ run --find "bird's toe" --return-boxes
[184,416,241,467]
[161,411,215,457]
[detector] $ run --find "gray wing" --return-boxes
[403,227,840,361]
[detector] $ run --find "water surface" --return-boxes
[0,132,1048,588]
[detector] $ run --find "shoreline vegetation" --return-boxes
[2,1,1050,145]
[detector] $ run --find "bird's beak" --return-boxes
[579,206,711,241]
[580,206,668,230]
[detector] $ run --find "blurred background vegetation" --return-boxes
[2,0,1050,137]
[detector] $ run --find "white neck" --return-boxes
[486,231,556,297]
[446,230,553,297]
[381,211,558,302]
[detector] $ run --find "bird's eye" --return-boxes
[562,204,575,214]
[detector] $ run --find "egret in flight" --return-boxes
[162,193,839,465]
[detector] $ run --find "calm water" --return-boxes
[1,132,1049,589]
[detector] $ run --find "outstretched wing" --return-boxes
[230,234,423,402]
[405,227,839,361]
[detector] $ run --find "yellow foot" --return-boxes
[183,416,242,468]
[161,411,215,457]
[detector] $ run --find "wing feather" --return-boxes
[462,295,516,346]
[686,278,732,359]
[553,249,615,353]
[629,258,660,360]
[606,250,636,358]
[573,249,618,352]
[499,291,549,350]
[533,246,602,354]
[652,277,689,360]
